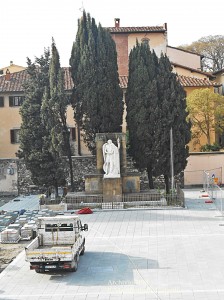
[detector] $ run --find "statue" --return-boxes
[102,138,120,178]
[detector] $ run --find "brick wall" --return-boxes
[111,33,129,76]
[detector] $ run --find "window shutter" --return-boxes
[0,97,4,107]
[19,96,24,106]
[10,130,15,144]
[71,127,76,141]
[9,96,13,107]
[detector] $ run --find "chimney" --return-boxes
[5,69,11,81]
[10,61,13,66]
[114,18,120,28]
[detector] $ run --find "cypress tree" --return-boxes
[19,44,70,196]
[126,46,191,193]
[18,50,58,190]
[154,54,191,193]
[126,41,159,188]
[70,11,123,153]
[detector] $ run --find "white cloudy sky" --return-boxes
[1,0,223,68]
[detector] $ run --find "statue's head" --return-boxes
[108,139,112,144]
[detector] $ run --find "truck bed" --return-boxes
[25,236,81,263]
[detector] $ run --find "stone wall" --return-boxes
[1,155,148,195]
[0,159,18,195]
[16,156,96,194]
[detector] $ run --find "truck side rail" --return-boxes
[25,236,39,251]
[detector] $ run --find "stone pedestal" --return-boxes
[122,174,141,193]
[85,174,103,194]
[103,178,122,202]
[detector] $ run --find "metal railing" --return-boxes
[62,187,185,210]
[204,170,224,216]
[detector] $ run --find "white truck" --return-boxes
[25,215,88,273]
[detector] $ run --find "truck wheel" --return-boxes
[80,246,85,255]
[71,260,78,272]
[35,269,42,273]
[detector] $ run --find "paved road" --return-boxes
[1,189,224,300]
[0,195,39,212]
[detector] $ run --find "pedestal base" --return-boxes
[103,178,122,202]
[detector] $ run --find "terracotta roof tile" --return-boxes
[119,76,128,89]
[106,26,165,33]
[0,69,28,92]
[0,69,219,93]
[0,67,73,93]
[178,75,220,87]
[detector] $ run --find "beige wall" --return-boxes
[0,94,21,158]
[0,95,90,158]
[214,72,224,95]
[184,152,224,185]
[0,64,25,75]
[167,47,201,70]
[173,65,207,78]
[128,32,167,58]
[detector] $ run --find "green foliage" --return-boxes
[70,11,123,153]
[18,43,69,195]
[187,88,224,145]
[201,143,221,152]
[126,44,191,193]
[154,54,191,183]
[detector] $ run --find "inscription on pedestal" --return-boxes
[103,178,122,202]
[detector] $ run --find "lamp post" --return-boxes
[63,126,74,192]
[170,127,174,192]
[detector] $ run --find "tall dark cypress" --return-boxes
[154,54,191,193]
[18,50,58,190]
[126,42,159,188]
[70,11,123,153]
[19,44,70,196]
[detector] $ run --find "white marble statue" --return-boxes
[102,138,120,178]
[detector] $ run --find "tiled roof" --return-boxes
[0,67,73,93]
[0,69,28,92]
[178,75,220,87]
[0,69,219,93]
[117,75,219,89]
[119,76,128,89]
[106,26,166,33]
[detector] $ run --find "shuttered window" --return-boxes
[9,96,24,107]
[70,127,76,141]
[10,129,20,144]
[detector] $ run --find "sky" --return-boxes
[1,0,223,68]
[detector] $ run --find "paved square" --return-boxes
[1,189,224,299]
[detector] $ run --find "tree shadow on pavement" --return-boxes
[47,251,168,286]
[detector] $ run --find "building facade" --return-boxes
[0,20,221,158]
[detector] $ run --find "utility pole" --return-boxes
[170,127,174,192]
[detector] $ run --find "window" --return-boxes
[45,223,73,232]
[10,129,20,144]
[141,38,150,46]
[9,96,24,107]
[0,97,4,107]
[69,127,76,141]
